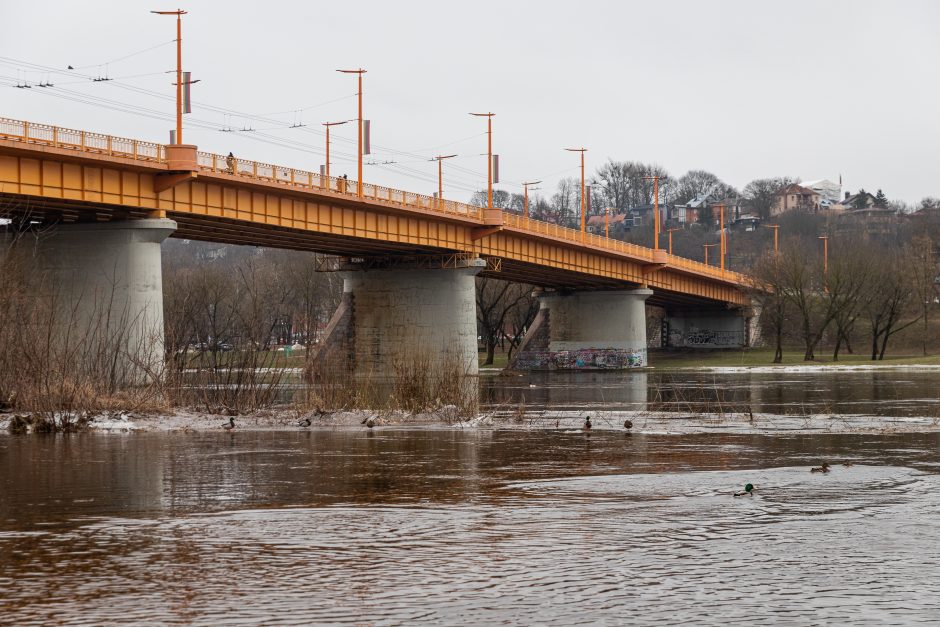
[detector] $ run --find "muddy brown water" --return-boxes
[3,370,940,624]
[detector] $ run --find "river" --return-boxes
[2,368,940,624]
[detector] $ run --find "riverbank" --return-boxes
[648,348,940,369]
[480,348,940,370]
[4,406,939,436]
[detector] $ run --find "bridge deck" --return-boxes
[0,117,749,308]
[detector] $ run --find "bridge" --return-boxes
[0,117,754,380]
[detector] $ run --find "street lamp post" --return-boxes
[336,68,366,197]
[565,148,587,239]
[719,203,727,271]
[433,154,458,209]
[704,243,718,266]
[322,120,348,186]
[667,227,681,255]
[643,175,661,250]
[522,180,541,218]
[819,234,830,277]
[470,112,495,209]
[151,9,187,144]
[768,224,780,253]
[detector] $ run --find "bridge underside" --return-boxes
[0,192,736,311]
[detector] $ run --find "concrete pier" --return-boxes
[663,310,751,348]
[33,218,177,384]
[315,258,486,378]
[512,288,653,370]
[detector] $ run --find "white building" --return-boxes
[802,178,842,203]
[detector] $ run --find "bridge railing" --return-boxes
[501,212,743,283]
[0,116,743,285]
[0,117,164,162]
[194,149,484,220]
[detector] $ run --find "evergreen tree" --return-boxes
[875,189,888,208]
[853,188,869,210]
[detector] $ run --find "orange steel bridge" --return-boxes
[0,117,749,308]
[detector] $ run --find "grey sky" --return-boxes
[4,0,938,205]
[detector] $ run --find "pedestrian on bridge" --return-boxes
[226,152,236,174]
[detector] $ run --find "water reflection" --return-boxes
[2,430,940,624]
[483,369,940,417]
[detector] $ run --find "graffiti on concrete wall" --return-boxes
[668,330,745,347]
[514,348,647,370]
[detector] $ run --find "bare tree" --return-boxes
[674,170,736,205]
[907,234,938,356]
[476,277,537,365]
[864,250,920,360]
[750,252,790,363]
[743,177,797,220]
[827,242,874,360]
[775,243,837,361]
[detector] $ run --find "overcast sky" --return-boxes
[3,1,938,205]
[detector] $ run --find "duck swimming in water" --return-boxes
[810,462,830,473]
[734,483,754,497]
[298,417,312,428]
[583,416,592,431]
[222,417,235,431]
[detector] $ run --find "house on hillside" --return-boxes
[586,212,629,235]
[841,190,878,210]
[707,197,746,223]
[673,194,711,224]
[773,184,820,215]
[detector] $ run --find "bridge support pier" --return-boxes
[314,258,486,379]
[31,218,177,384]
[511,288,653,370]
[662,309,754,348]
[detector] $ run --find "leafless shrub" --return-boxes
[1,235,166,432]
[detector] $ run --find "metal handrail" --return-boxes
[0,117,164,162]
[0,115,744,286]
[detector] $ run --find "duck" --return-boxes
[298,417,312,428]
[623,419,633,430]
[222,417,235,431]
[733,483,754,497]
[810,462,830,473]
[842,462,854,468]
[365,417,375,429]
[583,416,592,431]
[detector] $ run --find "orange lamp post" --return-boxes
[704,243,718,266]
[470,112,495,209]
[151,9,187,144]
[644,175,661,250]
[768,224,780,253]
[336,68,366,197]
[565,147,587,238]
[666,227,681,255]
[433,154,457,209]
[719,203,727,271]
[322,120,348,184]
[819,234,829,276]
[522,180,541,218]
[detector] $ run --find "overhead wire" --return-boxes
[1,50,577,195]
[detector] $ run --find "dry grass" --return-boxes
[301,349,478,421]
